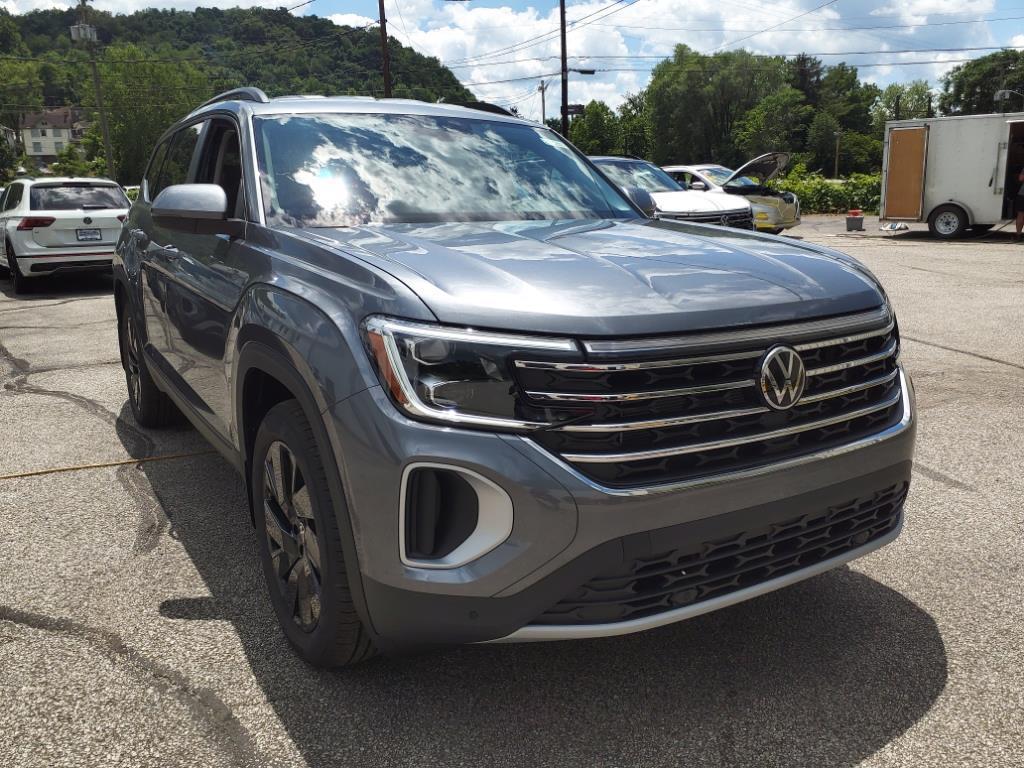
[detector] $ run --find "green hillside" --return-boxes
[0,6,473,183]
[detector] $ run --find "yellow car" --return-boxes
[663,153,800,234]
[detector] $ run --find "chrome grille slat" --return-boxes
[526,378,755,403]
[794,321,895,352]
[559,404,770,433]
[514,349,762,372]
[561,387,902,464]
[806,339,898,377]
[799,369,899,404]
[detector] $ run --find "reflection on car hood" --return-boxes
[649,189,749,214]
[727,152,790,185]
[310,218,884,336]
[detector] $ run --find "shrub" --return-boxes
[773,164,881,214]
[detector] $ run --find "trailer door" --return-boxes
[883,126,928,220]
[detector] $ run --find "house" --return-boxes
[20,108,87,166]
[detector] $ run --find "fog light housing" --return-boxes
[399,464,514,569]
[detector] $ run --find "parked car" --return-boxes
[664,153,800,234]
[1,176,129,293]
[115,89,915,666]
[590,155,754,229]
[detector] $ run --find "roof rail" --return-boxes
[198,87,270,109]
[448,101,515,117]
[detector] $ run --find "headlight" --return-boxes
[363,316,582,430]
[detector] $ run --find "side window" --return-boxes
[154,121,205,198]
[3,183,23,211]
[194,120,245,218]
[143,140,170,202]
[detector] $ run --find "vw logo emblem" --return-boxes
[83,216,92,224]
[720,215,729,226]
[758,346,806,410]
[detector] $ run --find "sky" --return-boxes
[6,0,1024,120]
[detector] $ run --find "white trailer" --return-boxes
[881,112,1024,238]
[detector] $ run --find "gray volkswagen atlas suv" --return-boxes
[114,89,915,666]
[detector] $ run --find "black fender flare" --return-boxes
[233,336,381,642]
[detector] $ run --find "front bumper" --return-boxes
[326,370,915,653]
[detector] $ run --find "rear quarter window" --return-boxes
[29,184,131,211]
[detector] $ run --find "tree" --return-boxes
[733,86,812,157]
[871,81,933,135]
[49,140,106,177]
[939,49,1024,115]
[647,45,788,165]
[805,110,841,175]
[615,91,649,158]
[788,54,824,106]
[568,100,618,155]
[819,63,880,135]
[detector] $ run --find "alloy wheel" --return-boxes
[263,440,322,633]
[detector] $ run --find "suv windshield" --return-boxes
[252,113,637,227]
[594,160,683,194]
[29,183,129,210]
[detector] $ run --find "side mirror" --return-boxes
[152,183,243,237]
[625,186,658,217]
[690,180,708,191]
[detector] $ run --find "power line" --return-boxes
[591,14,1024,33]
[447,44,1024,69]
[447,0,642,66]
[714,0,842,51]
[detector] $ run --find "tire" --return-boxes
[769,227,785,235]
[252,400,376,667]
[928,205,968,239]
[5,239,29,295]
[118,307,180,427]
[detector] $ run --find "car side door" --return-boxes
[149,117,252,438]
[138,121,206,399]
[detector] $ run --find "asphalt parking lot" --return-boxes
[1,215,1022,768]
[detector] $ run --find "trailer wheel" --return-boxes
[928,205,968,239]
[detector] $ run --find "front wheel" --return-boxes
[252,400,376,667]
[928,205,968,239]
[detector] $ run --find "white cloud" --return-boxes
[6,0,1019,120]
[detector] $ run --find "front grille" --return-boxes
[515,307,903,490]
[534,481,908,626]
[659,211,754,229]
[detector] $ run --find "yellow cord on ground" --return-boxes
[0,449,218,481]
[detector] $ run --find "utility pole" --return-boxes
[71,0,114,179]
[538,80,547,123]
[559,0,568,136]
[833,130,841,179]
[377,0,392,98]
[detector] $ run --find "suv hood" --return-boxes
[727,152,790,185]
[309,219,884,337]
[649,190,749,215]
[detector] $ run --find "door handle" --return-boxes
[157,244,180,259]
[131,229,149,247]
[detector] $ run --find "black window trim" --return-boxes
[193,114,249,221]
[151,118,210,202]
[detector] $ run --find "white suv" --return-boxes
[1,177,130,293]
